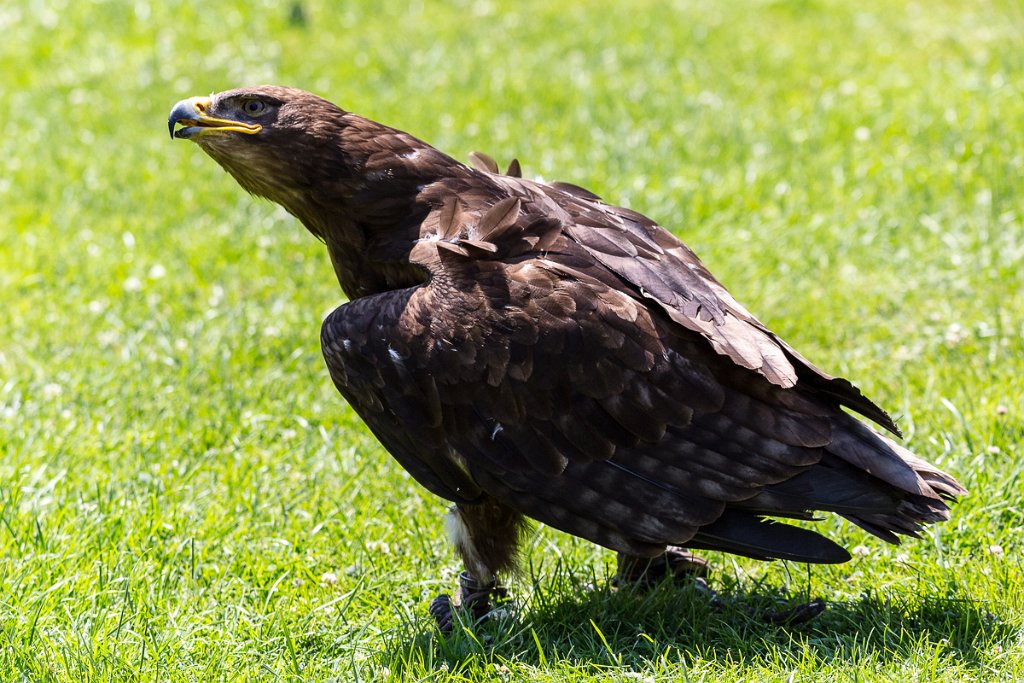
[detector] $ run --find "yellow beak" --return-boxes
[168,96,262,139]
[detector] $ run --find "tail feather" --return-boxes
[828,413,966,502]
[685,509,851,564]
[735,414,965,547]
[738,456,903,517]
[880,435,967,501]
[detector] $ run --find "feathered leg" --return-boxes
[429,499,527,631]
[614,548,710,588]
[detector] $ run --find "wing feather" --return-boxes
[534,181,904,433]
[317,175,960,561]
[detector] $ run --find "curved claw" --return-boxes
[429,593,456,633]
[759,597,827,625]
[430,571,508,633]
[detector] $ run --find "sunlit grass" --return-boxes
[1,0,1023,680]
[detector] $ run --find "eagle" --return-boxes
[169,86,964,627]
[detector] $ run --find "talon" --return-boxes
[429,593,455,632]
[759,597,827,625]
[431,572,509,632]
[682,576,824,625]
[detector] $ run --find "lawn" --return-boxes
[1,0,1023,680]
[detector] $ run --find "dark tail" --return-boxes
[732,413,965,550]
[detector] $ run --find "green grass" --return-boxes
[2,0,1023,679]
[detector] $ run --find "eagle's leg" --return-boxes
[429,499,525,631]
[614,547,710,588]
[616,549,825,624]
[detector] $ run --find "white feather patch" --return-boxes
[444,507,494,584]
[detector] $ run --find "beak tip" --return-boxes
[168,97,203,141]
[168,98,188,141]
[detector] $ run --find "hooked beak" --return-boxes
[168,96,263,140]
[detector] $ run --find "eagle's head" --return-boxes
[169,85,454,294]
[168,85,353,208]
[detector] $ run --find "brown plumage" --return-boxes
[169,86,964,611]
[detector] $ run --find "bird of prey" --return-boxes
[169,86,964,626]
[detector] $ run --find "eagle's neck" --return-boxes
[324,234,429,300]
[275,117,464,299]
[280,190,426,299]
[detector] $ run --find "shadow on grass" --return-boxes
[378,566,1011,676]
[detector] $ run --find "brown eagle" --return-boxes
[169,86,963,625]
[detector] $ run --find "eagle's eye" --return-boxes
[242,100,267,117]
